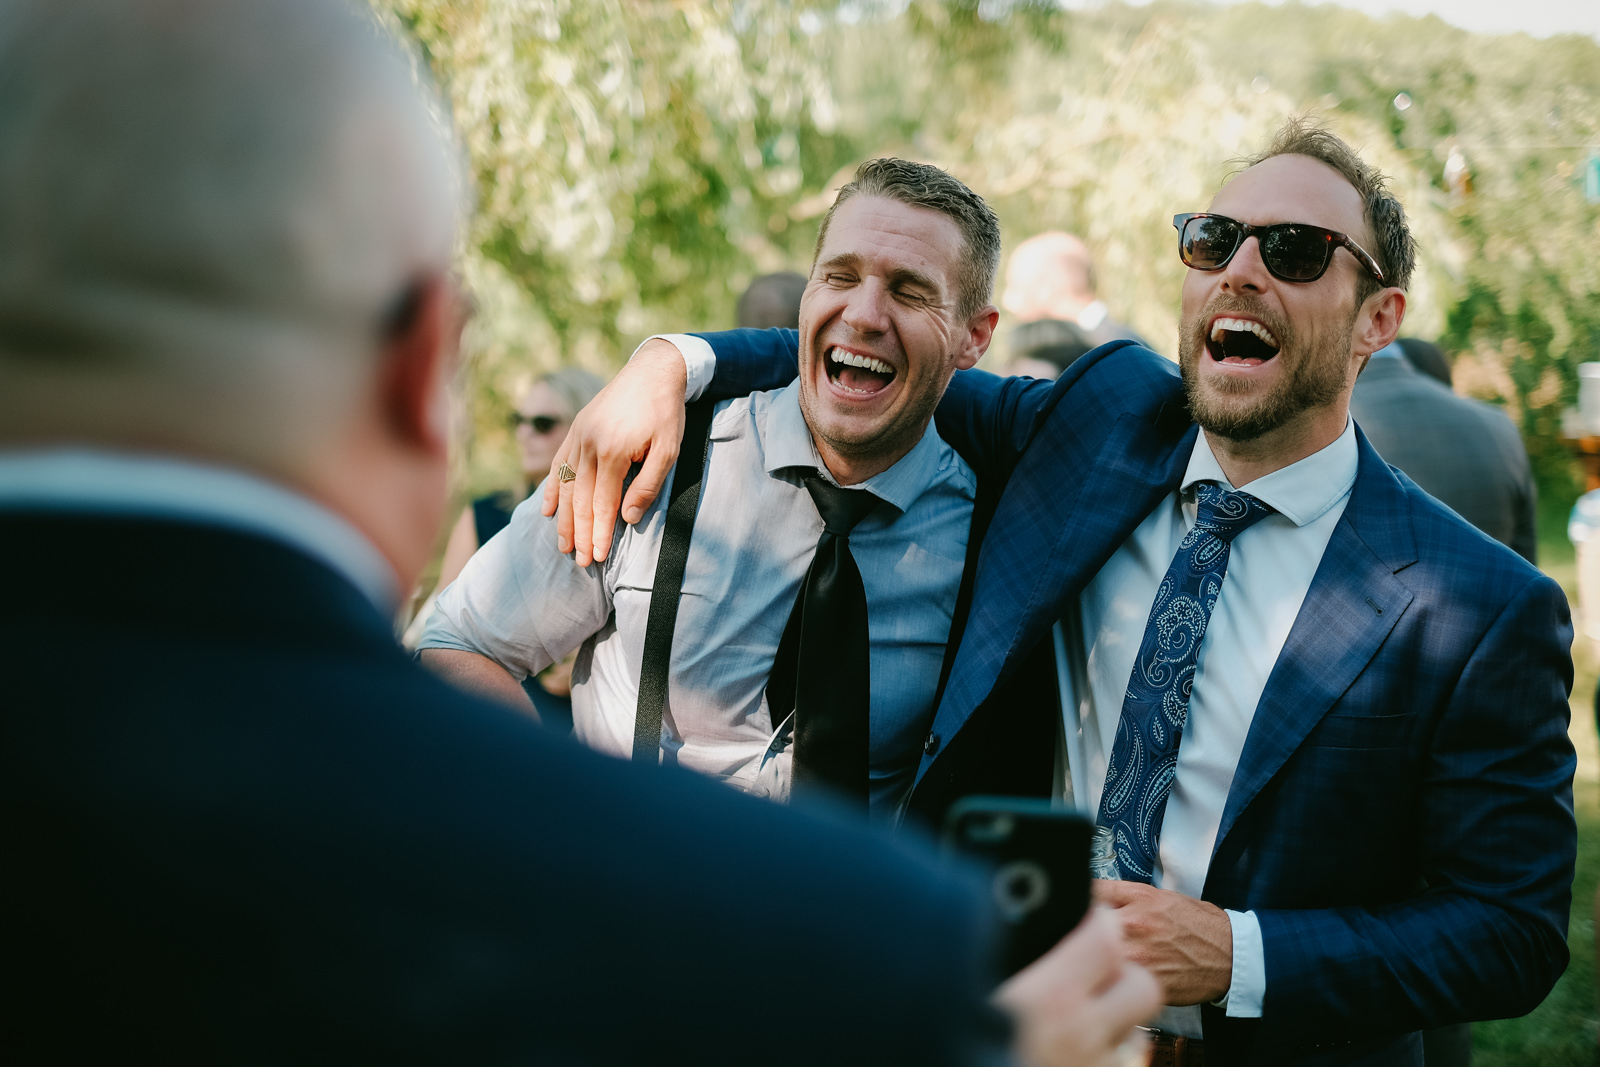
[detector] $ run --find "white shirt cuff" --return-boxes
[639,333,716,402]
[1215,909,1264,1017]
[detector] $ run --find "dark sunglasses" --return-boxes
[510,413,565,434]
[1173,212,1385,284]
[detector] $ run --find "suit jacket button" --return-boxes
[924,732,940,755]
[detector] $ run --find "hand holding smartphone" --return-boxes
[943,796,1095,977]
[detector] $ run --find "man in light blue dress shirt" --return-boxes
[421,160,1002,819]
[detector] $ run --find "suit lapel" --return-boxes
[1212,434,1418,856]
[916,411,1196,786]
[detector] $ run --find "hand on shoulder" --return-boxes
[542,338,688,565]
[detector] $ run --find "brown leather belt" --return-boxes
[1144,1029,1204,1067]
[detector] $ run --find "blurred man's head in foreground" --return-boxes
[0,0,465,589]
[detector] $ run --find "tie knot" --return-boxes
[804,475,879,536]
[1193,482,1275,542]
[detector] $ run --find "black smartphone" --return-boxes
[942,796,1095,977]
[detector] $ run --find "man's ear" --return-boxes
[1355,286,1406,363]
[378,274,459,455]
[956,304,1000,371]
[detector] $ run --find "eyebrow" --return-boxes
[817,253,945,299]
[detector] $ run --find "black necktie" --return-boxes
[767,474,880,804]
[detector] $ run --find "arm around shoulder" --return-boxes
[694,328,802,399]
[933,340,1172,480]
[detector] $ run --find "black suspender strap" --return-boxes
[631,399,717,762]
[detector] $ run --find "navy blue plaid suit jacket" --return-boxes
[699,331,1577,1067]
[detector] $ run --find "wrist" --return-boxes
[630,338,689,385]
[641,332,714,400]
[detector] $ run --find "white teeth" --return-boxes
[1209,317,1279,348]
[828,346,894,375]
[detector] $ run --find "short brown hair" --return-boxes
[1241,117,1416,301]
[812,158,1001,321]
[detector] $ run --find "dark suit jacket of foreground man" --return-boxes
[700,332,1577,1067]
[4,508,1010,1065]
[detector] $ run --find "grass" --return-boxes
[1471,516,1599,1064]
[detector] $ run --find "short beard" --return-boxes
[1178,298,1354,443]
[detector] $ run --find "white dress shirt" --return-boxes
[421,381,976,817]
[1057,420,1358,1036]
[0,448,399,612]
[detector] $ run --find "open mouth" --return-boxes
[826,346,897,396]
[1206,317,1281,366]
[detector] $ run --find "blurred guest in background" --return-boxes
[1350,338,1536,562]
[1001,231,1146,349]
[1008,318,1095,379]
[736,270,808,330]
[0,1,1158,1064]
[1396,335,1453,386]
[443,368,606,576]
[404,366,604,728]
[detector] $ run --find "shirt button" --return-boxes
[924,731,941,756]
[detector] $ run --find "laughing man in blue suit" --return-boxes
[552,121,1575,1066]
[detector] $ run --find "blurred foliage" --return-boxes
[374,0,1600,513]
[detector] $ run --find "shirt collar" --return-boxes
[1182,419,1359,528]
[1077,300,1109,331]
[762,380,952,514]
[0,448,400,612]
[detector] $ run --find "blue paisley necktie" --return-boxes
[1096,482,1275,883]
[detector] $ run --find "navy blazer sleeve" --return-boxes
[694,332,1157,481]
[691,327,801,396]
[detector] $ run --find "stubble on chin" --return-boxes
[1178,302,1350,445]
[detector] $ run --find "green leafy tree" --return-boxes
[377,0,1600,519]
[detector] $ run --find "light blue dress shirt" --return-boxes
[422,382,976,818]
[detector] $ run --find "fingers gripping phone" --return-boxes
[943,796,1095,977]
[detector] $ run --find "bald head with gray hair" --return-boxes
[0,0,462,472]
[1001,232,1097,323]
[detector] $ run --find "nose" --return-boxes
[1219,234,1271,293]
[841,277,892,335]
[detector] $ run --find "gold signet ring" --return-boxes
[557,462,578,483]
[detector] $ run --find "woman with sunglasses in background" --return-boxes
[404,366,605,730]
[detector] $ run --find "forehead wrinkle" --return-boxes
[815,250,862,274]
